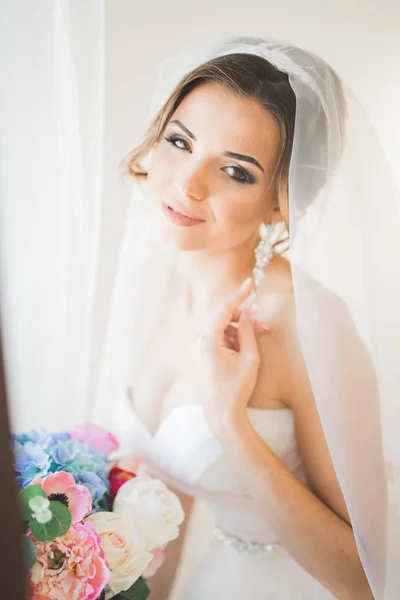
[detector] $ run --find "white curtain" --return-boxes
[0,0,105,432]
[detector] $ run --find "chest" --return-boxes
[129,261,285,434]
[128,261,201,433]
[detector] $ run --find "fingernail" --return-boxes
[253,319,270,332]
[255,327,270,335]
[241,277,253,289]
[255,328,269,336]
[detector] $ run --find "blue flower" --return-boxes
[13,440,51,485]
[13,429,70,448]
[51,439,81,466]
[49,439,109,480]
[77,471,108,505]
[12,429,111,496]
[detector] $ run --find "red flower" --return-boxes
[109,467,136,503]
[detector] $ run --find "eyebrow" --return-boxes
[168,119,265,174]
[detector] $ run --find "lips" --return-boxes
[162,202,204,227]
[163,200,204,221]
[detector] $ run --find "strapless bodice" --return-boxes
[116,394,307,545]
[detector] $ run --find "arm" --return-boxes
[212,301,374,600]
[148,489,194,600]
[194,277,383,599]
[217,416,372,599]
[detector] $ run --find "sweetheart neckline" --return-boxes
[126,399,293,439]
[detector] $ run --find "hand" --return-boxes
[194,278,268,437]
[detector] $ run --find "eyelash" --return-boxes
[164,135,256,185]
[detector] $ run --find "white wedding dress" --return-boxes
[117,393,336,599]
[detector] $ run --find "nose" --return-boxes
[174,162,207,201]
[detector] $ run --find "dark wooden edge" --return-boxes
[0,320,26,597]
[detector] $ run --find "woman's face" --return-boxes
[147,82,281,251]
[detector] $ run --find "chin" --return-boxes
[160,228,207,252]
[152,210,207,252]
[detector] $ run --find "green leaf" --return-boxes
[21,534,36,569]
[30,501,72,542]
[30,514,60,542]
[93,491,113,512]
[18,485,47,520]
[113,578,150,600]
[48,501,72,536]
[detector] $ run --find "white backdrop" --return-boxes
[88,0,400,416]
[0,1,105,431]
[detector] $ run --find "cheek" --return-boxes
[147,146,173,192]
[216,192,264,230]
[159,138,184,168]
[147,160,161,190]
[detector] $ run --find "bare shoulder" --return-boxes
[255,254,296,331]
[253,257,352,522]
[248,255,302,410]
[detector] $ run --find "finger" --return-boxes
[224,321,267,342]
[237,308,260,364]
[251,319,270,334]
[228,306,246,324]
[224,323,238,338]
[212,278,254,345]
[223,335,238,351]
[224,325,264,355]
[228,294,258,325]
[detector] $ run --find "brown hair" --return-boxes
[121,53,296,229]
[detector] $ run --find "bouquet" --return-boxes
[12,423,185,600]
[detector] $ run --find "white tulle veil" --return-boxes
[95,36,400,598]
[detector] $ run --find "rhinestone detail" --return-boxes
[214,527,281,554]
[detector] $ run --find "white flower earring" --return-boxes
[245,221,275,310]
[253,221,274,286]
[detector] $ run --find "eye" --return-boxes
[165,135,191,152]
[222,165,255,185]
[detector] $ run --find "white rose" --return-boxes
[87,511,152,599]
[113,475,185,550]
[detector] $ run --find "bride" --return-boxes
[96,37,400,599]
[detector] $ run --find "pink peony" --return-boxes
[29,521,111,600]
[70,423,119,454]
[30,472,92,523]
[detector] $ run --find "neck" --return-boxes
[174,234,259,319]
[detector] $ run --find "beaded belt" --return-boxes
[214,527,281,554]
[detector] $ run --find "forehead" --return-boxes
[170,82,280,168]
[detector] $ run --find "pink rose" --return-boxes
[70,423,119,454]
[29,521,111,600]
